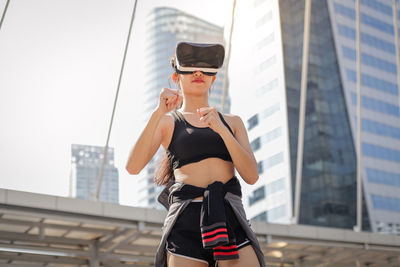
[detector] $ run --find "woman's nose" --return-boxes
[193,71,203,76]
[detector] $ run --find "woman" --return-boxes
[126,42,265,267]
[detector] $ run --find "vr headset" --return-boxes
[175,42,225,76]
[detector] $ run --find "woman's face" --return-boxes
[178,71,214,95]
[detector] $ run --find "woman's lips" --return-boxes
[192,79,204,83]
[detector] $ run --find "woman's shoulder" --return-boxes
[219,112,242,122]
[160,112,175,127]
[219,112,245,134]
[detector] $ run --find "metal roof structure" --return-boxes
[0,188,399,267]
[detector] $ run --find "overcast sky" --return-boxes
[0,0,253,206]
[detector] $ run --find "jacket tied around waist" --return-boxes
[155,176,266,267]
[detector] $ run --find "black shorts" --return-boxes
[166,200,251,266]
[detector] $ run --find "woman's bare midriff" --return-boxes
[161,112,236,200]
[173,157,235,200]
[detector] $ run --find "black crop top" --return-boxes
[166,110,234,170]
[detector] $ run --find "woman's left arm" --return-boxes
[219,115,259,185]
[198,107,259,185]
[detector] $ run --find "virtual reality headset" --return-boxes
[175,42,225,76]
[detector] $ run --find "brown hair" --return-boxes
[154,151,174,186]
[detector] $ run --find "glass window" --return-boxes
[257,161,264,174]
[342,46,397,74]
[334,2,396,35]
[350,92,400,117]
[268,204,286,221]
[261,127,282,144]
[261,103,280,119]
[251,211,267,222]
[251,137,261,152]
[371,194,400,212]
[266,177,285,195]
[337,24,395,54]
[248,185,265,206]
[361,0,392,16]
[367,168,400,187]
[247,114,259,130]
[346,69,398,96]
[264,152,284,169]
[362,118,400,139]
[362,142,400,162]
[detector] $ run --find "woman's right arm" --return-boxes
[125,88,182,174]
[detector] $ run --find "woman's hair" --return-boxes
[154,151,174,186]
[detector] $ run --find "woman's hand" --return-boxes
[157,88,183,114]
[197,107,229,135]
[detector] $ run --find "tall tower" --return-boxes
[70,144,119,203]
[137,7,230,209]
[234,0,400,234]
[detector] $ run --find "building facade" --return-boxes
[236,0,400,234]
[138,7,231,209]
[70,144,119,203]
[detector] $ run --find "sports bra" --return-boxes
[166,110,234,170]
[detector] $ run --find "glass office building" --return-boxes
[236,0,400,233]
[138,7,230,209]
[69,144,119,203]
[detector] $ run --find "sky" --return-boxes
[0,0,253,206]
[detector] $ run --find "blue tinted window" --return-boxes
[247,114,259,130]
[334,3,355,19]
[361,13,393,34]
[337,24,395,54]
[261,127,282,144]
[371,194,400,212]
[261,103,280,119]
[268,204,286,221]
[342,46,356,60]
[346,69,398,96]
[361,0,392,16]
[337,24,356,39]
[251,204,286,222]
[334,3,396,35]
[342,46,397,74]
[248,178,285,206]
[350,92,400,117]
[362,142,400,162]
[248,185,265,206]
[263,152,284,169]
[366,168,400,187]
[363,53,397,73]
[251,211,267,222]
[257,161,264,174]
[362,34,395,54]
[266,177,285,195]
[362,118,400,139]
[251,137,261,152]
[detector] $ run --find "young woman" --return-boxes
[126,42,265,267]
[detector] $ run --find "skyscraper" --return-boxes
[235,0,400,234]
[70,144,119,203]
[137,7,230,209]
